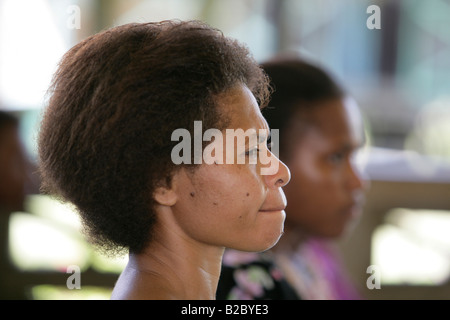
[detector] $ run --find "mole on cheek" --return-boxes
[190,192,195,197]
[213,202,218,206]
[246,193,250,197]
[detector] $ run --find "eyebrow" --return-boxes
[340,141,363,153]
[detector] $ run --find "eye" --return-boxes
[266,136,272,151]
[245,147,260,158]
[327,151,345,165]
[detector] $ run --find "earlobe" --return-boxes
[153,186,178,207]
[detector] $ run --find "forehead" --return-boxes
[216,85,269,131]
[293,98,363,146]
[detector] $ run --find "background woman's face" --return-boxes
[283,98,367,238]
[169,85,291,252]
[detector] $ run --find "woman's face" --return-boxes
[169,85,291,252]
[283,98,367,239]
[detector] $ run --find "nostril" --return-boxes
[276,178,285,187]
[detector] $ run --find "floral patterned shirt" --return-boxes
[216,250,300,300]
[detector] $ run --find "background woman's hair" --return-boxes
[261,56,345,160]
[38,20,270,256]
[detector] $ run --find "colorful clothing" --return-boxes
[275,238,363,300]
[217,239,362,300]
[216,250,300,300]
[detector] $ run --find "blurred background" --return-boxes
[1,0,450,299]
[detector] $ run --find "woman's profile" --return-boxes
[37,20,290,300]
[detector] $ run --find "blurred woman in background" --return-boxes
[217,56,369,300]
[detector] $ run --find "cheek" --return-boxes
[289,152,343,193]
[284,161,340,219]
[182,166,266,226]
[214,171,266,219]
[285,157,323,198]
[175,187,267,249]
[196,166,262,203]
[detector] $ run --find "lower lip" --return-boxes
[259,210,285,214]
[350,206,363,218]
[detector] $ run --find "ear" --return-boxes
[153,172,181,207]
[153,185,178,207]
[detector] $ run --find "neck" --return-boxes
[111,208,224,300]
[131,240,223,299]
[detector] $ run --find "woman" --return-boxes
[217,56,368,300]
[37,20,290,300]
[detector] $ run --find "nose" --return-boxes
[263,153,291,189]
[347,160,365,191]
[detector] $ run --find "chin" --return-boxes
[256,228,286,252]
[232,230,284,253]
[229,214,286,252]
[262,236,283,252]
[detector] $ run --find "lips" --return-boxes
[341,199,364,219]
[344,193,366,213]
[259,190,287,212]
[259,206,286,212]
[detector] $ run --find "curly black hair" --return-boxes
[38,20,270,256]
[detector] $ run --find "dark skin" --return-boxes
[111,85,290,299]
[276,97,367,249]
[0,124,27,212]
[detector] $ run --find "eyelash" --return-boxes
[245,141,272,158]
[328,152,345,164]
[245,148,260,157]
[244,134,272,158]
[266,136,272,150]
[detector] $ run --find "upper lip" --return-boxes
[345,193,366,209]
[260,191,288,212]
